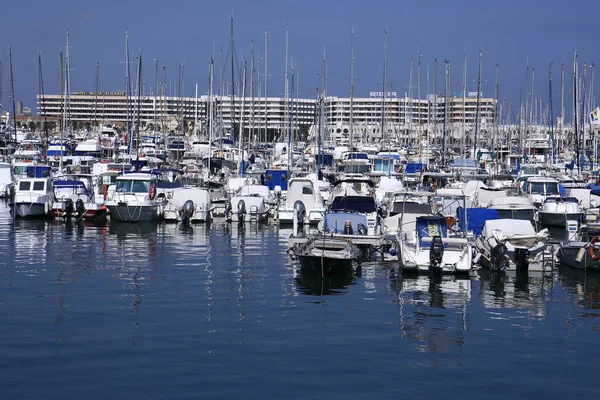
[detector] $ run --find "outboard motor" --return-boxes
[429,236,445,271]
[237,199,247,222]
[490,242,508,272]
[514,248,530,271]
[225,201,232,220]
[293,200,306,226]
[181,200,195,224]
[75,199,85,216]
[64,198,74,219]
[357,223,368,236]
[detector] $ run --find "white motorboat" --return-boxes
[10,176,54,219]
[104,173,162,222]
[277,177,326,225]
[537,197,583,227]
[473,219,553,273]
[163,187,212,223]
[488,196,537,221]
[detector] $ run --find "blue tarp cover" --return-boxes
[457,207,501,235]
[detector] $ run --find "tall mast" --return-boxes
[407,57,414,147]
[461,53,467,158]
[38,52,48,151]
[433,59,437,145]
[560,61,564,152]
[381,28,387,149]
[135,51,142,161]
[285,27,291,165]
[493,63,499,171]
[238,60,247,175]
[263,31,268,143]
[417,52,422,160]
[349,28,355,156]
[230,15,236,141]
[93,62,99,128]
[250,41,255,145]
[153,57,158,134]
[287,64,294,172]
[124,29,132,154]
[8,47,17,142]
[442,60,450,167]
[60,30,71,172]
[194,83,198,138]
[549,62,555,165]
[474,48,482,158]
[574,52,579,171]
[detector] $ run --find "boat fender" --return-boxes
[587,237,600,261]
[103,184,109,200]
[148,183,157,201]
[576,247,586,263]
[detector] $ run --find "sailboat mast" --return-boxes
[250,41,255,146]
[94,62,99,129]
[136,52,142,161]
[442,60,450,167]
[493,63,499,173]
[208,57,214,174]
[407,57,414,147]
[60,31,71,172]
[433,59,437,145]
[417,52,421,161]
[38,52,48,152]
[382,28,387,151]
[349,29,355,155]
[194,83,198,138]
[573,52,579,172]
[124,29,132,154]
[238,60,247,175]
[263,31,268,143]
[461,53,467,161]
[549,62,555,165]
[474,49,482,159]
[560,61,564,153]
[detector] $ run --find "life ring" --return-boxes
[588,237,600,261]
[148,183,157,200]
[54,154,60,161]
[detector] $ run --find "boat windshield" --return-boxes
[529,182,546,195]
[116,179,150,193]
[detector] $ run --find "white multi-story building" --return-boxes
[37,92,498,143]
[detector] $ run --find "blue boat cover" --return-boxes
[416,216,447,248]
[456,207,501,235]
[404,163,426,174]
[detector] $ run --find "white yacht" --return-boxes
[105,173,162,222]
[10,176,54,219]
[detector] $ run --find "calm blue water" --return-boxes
[1,200,599,399]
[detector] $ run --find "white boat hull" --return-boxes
[106,204,160,222]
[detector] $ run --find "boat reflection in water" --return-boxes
[294,266,356,296]
[559,265,600,310]
[395,274,470,360]
[476,268,553,319]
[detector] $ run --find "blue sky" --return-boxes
[0,0,597,119]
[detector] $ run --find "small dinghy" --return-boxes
[288,236,360,275]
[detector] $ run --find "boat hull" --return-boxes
[106,204,159,222]
[558,242,600,271]
[297,254,355,275]
[10,202,51,219]
[538,211,582,227]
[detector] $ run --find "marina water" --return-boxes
[0,200,598,399]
